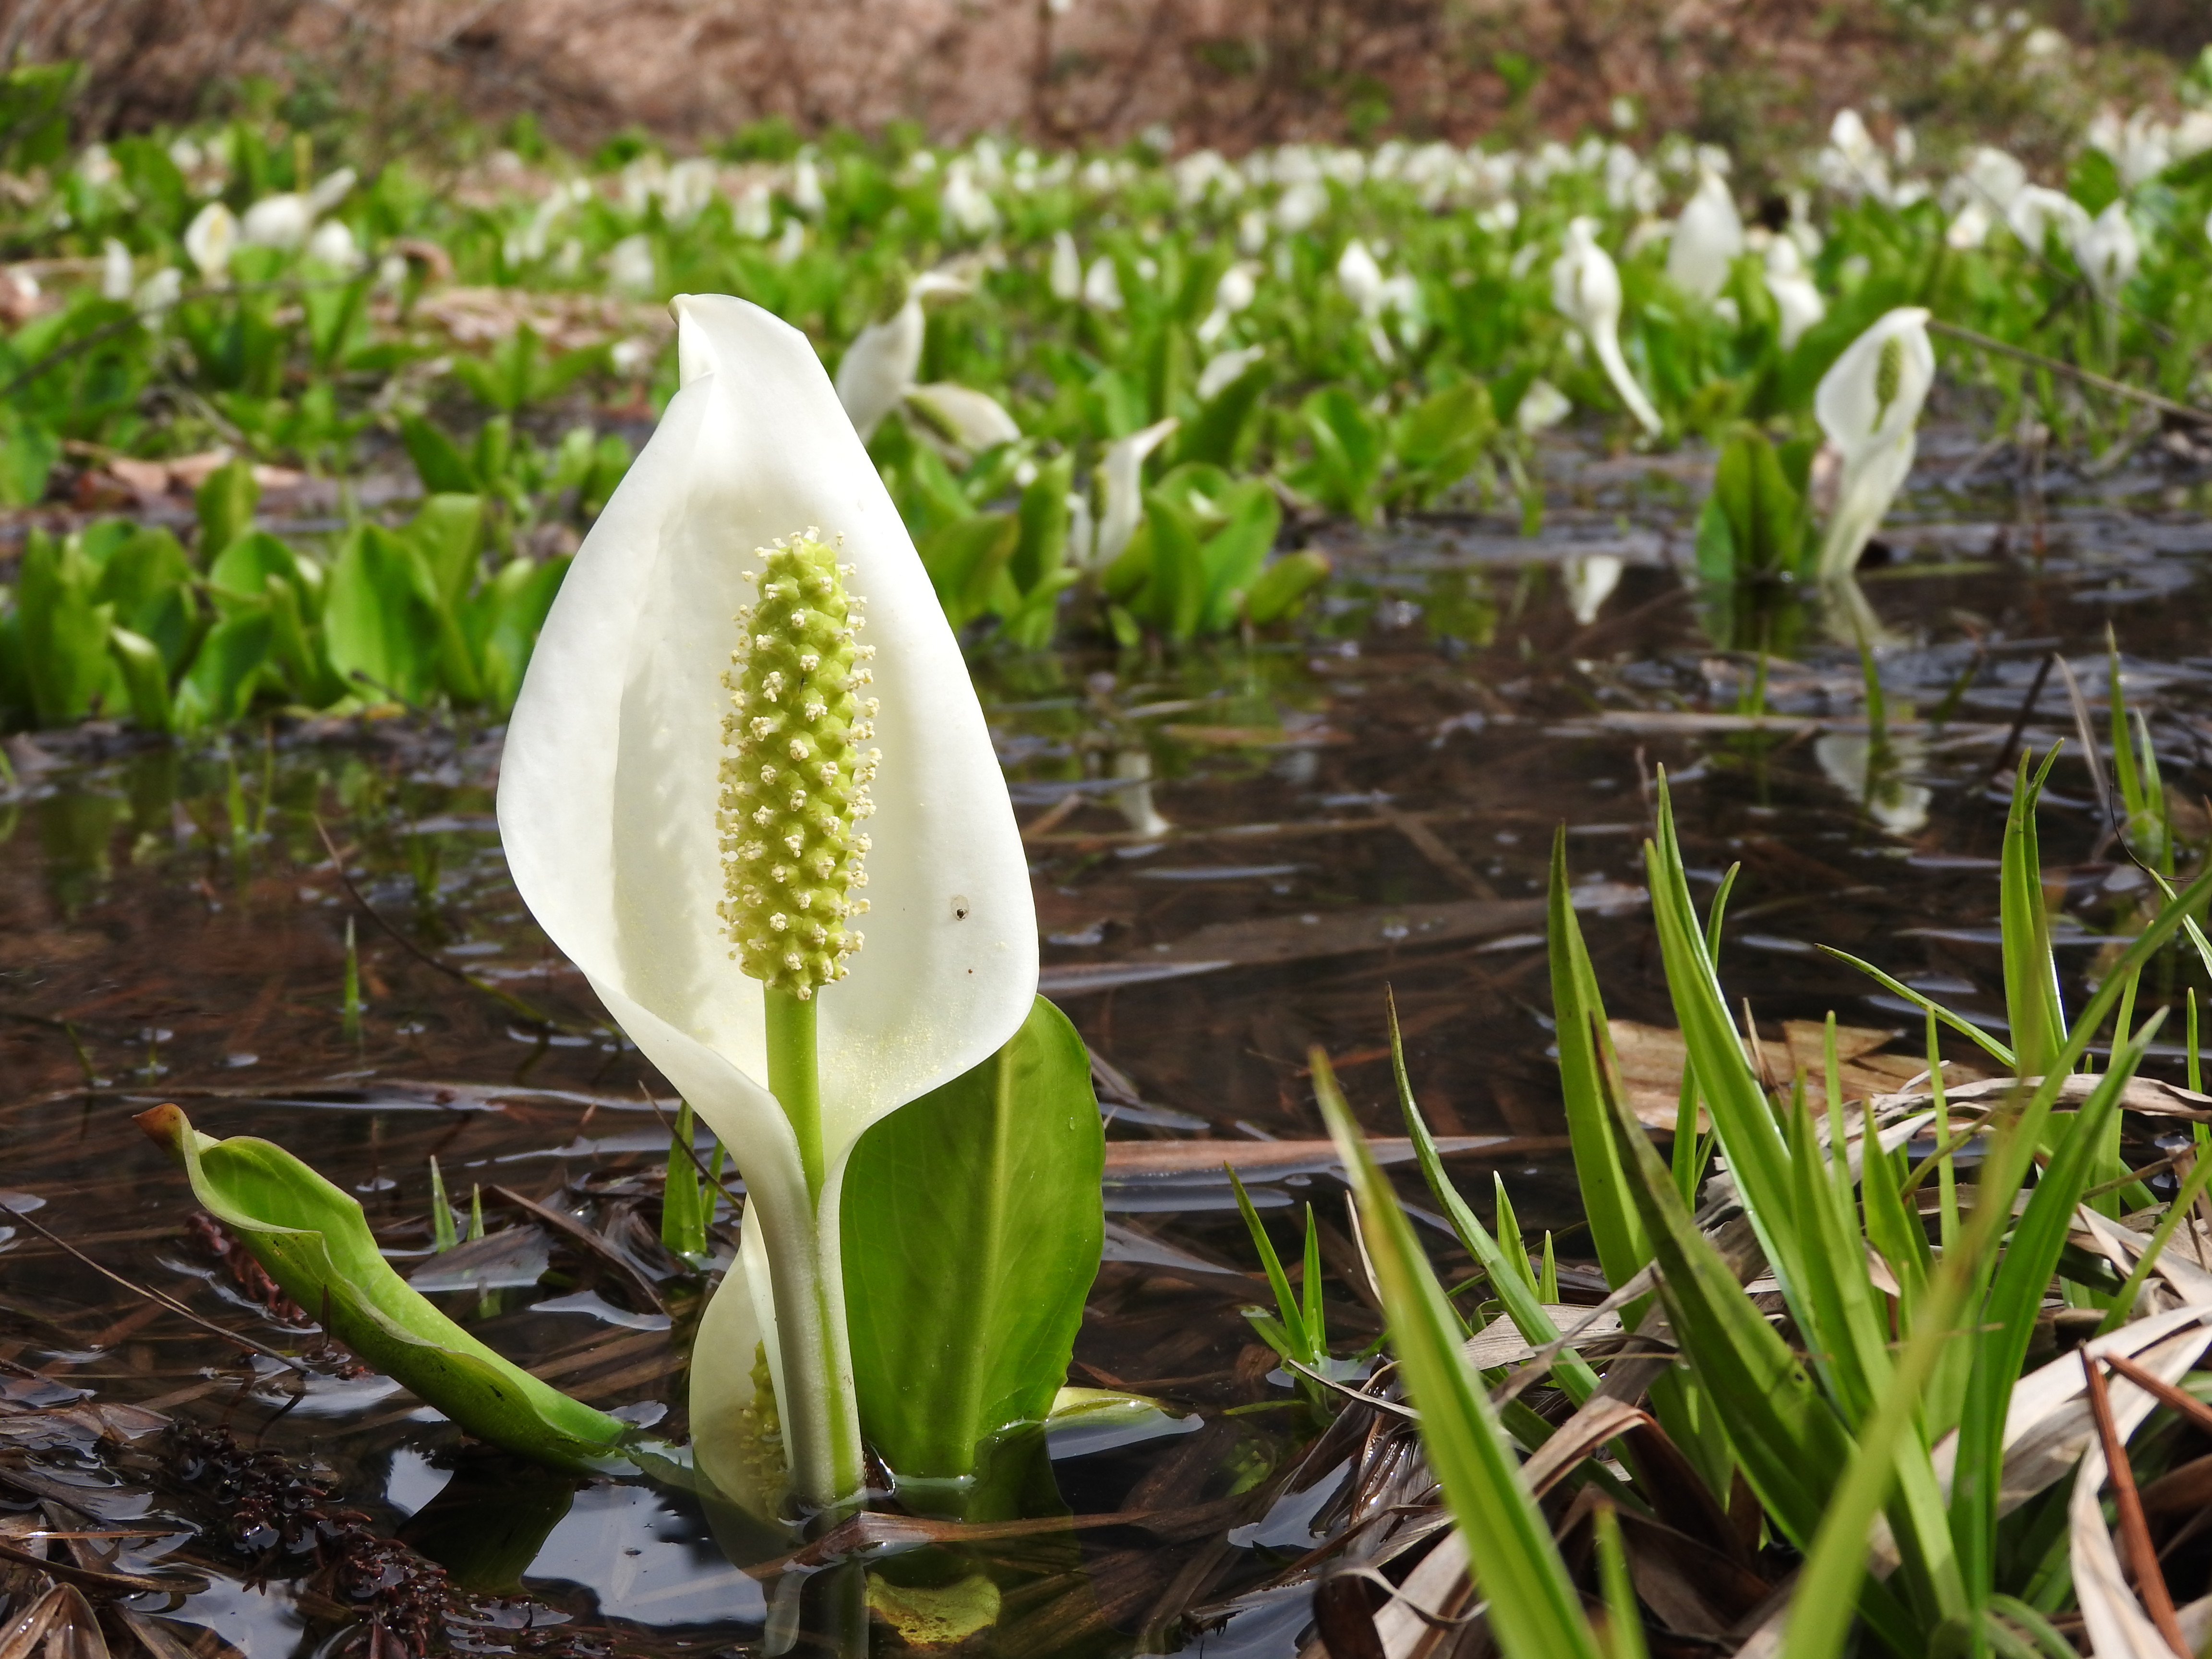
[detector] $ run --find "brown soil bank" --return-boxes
[11,0,2210,157]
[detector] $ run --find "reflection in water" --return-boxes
[1815,732,1933,837]
[1563,554,1624,625]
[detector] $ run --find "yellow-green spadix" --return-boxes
[496,294,1037,1515]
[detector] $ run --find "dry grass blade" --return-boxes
[2081,1352,2188,1656]
[0,1583,109,1659]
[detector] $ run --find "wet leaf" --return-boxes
[865,1571,1001,1647]
[134,1104,635,1473]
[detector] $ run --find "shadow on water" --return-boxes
[4,433,2212,1655]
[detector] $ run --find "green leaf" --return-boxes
[1172,359,1272,469]
[324,526,442,705]
[93,526,200,672]
[16,530,114,725]
[135,1104,633,1471]
[1198,480,1281,634]
[1140,490,1209,641]
[1010,452,1075,598]
[0,406,58,508]
[1545,830,1649,1291]
[207,530,304,614]
[1998,751,2066,1081]
[406,495,486,613]
[401,414,480,495]
[195,458,260,562]
[1315,1052,1604,1659]
[107,626,174,734]
[841,997,1104,1489]
[174,611,273,731]
[916,512,1020,632]
[1243,550,1330,626]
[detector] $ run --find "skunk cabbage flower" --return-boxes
[2072,200,2140,301]
[134,267,182,319]
[1515,378,1572,433]
[1082,254,1124,312]
[1336,239,1384,314]
[1196,344,1264,402]
[1196,260,1258,345]
[183,203,237,282]
[306,219,362,271]
[100,239,132,301]
[1563,556,1623,625]
[1092,417,1178,570]
[240,167,356,252]
[498,294,1037,1511]
[1551,217,1661,436]
[833,271,969,441]
[1762,236,1825,350]
[2008,185,2089,253]
[1812,307,1935,581]
[790,155,826,218]
[904,382,1021,453]
[607,234,656,297]
[1816,731,1931,837]
[1666,166,1744,304]
[1048,231,1082,301]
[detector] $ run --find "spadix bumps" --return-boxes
[716,534,878,997]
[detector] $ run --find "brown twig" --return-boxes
[2082,1350,2188,1656]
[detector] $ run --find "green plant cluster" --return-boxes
[7,60,2212,726]
[0,458,570,731]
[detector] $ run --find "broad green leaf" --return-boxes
[1316,1053,1604,1659]
[174,611,272,731]
[841,997,1104,1489]
[406,494,486,613]
[324,525,441,705]
[917,512,1019,632]
[107,626,173,734]
[1141,490,1208,640]
[1243,551,1330,626]
[401,414,479,494]
[1173,359,1270,469]
[16,531,114,724]
[0,406,58,508]
[92,527,200,672]
[136,1104,633,1472]
[1010,452,1074,598]
[207,530,303,613]
[1198,480,1280,633]
[195,457,259,561]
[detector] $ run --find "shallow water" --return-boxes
[4,434,2212,1655]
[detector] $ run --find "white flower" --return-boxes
[1196,345,1265,402]
[1551,217,1661,436]
[100,239,133,302]
[498,294,1036,1510]
[1081,255,1123,312]
[1048,231,1082,301]
[1816,732,1931,837]
[133,267,182,319]
[2071,200,2140,301]
[790,155,826,218]
[770,219,805,266]
[1516,378,1572,433]
[1819,109,1894,204]
[1666,166,1743,304]
[1336,239,1385,315]
[1946,201,1994,251]
[1274,179,1327,233]
[733,183,773,240]
[662,158,719,224]
[1092,418,1178,570]
[607,233,656,297]
[1763,236,1826,350]
[306,219,362,270]
[183,203,237,281]
[832,271,973,442]
[2007,185,2089,253]
[1564,556,1623,625]
[240,192,314,251]
[1237,208,1269,255]
[904,382,1021,452]
[1812,307,1935,581]
[1951,146,2028,215]
[939,161,999,237]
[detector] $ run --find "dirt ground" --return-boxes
[8,0,2212,163]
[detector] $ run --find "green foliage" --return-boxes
[137,1103,635,1472]
[841,997,1104,1491]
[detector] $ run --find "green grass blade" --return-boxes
[429,1156,457,1254]
[1546,833,1651,1290]
[1388,1006,1599,1401]
[2094,1135,2212,1335]
[1999,750,2067,1080]
[1592,1502,1648,1659]
[1314,1051,1605,1659]
[1816,946,2017,1068]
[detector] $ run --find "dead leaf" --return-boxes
[1607,1019,1985,1130]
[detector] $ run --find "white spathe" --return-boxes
[183,203,237,281]
[1082,254,1124,312]
[1550,216,1661,436]
[1815,733,1932,838]
[2072,200,2140,301]
[2007,185,2089,253]
[497,294,1037,1508]
[1666,166,1744,304]
[832,271,975,443]
[904,382,1022,453]
[1336,239,1384,315]
[1092,418,1178,570]
[1196,345,1264,403]
[100,239,132,301]
[306,218,362,270]
[1048,231,1082,301]
[1762,236,1825,350]
[607,233,656,297]
[1812,307,1935,581]
[1515,378,1572,433]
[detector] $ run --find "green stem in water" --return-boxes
[763,984,862,1513]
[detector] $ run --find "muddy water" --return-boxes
[3,443,2211,1656]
